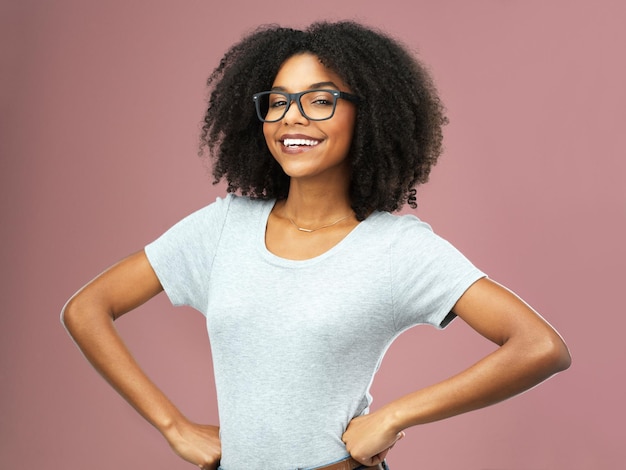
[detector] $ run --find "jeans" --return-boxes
[217,457,389,470]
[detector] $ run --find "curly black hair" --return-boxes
[200,21,447,221]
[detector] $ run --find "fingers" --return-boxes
[356,432,406,466]
[198,464,218,470]
[196,456,220,470]
[388,431,405,450]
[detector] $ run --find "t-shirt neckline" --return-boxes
[256,199,378,266]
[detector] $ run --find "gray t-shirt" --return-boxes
[145,194,485,470]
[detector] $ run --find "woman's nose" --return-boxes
[282,99,309,125]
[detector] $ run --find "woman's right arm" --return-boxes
[61,250,220,469]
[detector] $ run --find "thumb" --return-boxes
[388,431,405,450]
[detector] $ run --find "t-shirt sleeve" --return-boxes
[144,195,232,314]
[390,216,486,331]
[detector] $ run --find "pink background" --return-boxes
[2,1,625,468]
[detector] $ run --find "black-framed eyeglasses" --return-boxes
[252,89,360,123]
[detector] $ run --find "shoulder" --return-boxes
[219,194,275,226]
[364,211,436,242]
[182,194,271,222]
[365,211,474,266]
[226,194,274,211]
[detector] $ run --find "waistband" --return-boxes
[217,457,389,470]
[306,457,387,470]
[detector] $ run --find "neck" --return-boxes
[280,177,353,225]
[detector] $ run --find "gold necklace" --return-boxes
[287,214,352,233]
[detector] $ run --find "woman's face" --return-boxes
[262,53,357,183]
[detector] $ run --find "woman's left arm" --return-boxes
[343,277,571,465]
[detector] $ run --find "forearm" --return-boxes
[344,278,570,465]
[62,298,186,435]
[383,332,570,432]
[63,297,222,467]
[61,252,222,468]
[61,251,194,436]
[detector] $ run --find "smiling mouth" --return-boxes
[282,138,320,148]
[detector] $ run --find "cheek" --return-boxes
[262,123,275,153]
[262,123,271,145]
[263,123,280,151]
[334,114,356,149]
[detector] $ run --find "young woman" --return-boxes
[62,21,570,470]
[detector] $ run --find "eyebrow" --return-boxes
[270,81,340,91]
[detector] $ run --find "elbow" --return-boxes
[552,339,572,373]
[60,295,81,337]
[60,292,105,338]
[534,333,572,377]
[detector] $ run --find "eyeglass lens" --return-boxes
[256,90,337,122]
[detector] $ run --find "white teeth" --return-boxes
[283,138,319,147]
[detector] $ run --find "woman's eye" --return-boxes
[309,93,334,106]
[312,98,332,106]
[270,99,288,108]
